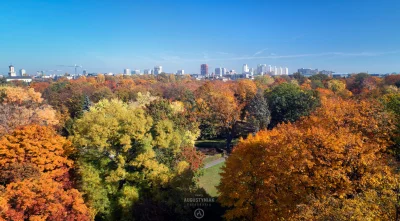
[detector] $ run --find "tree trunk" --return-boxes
[396,186,400,221]
[226,123,236,154]
[226,133,233,154]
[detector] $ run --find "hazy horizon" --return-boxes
[1,0,399,75]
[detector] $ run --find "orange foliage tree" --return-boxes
[0,177,91,221]
[0,125,73,183]
[234,79,257,105]
[0,125,91,220]
[30,82,51,94]
[195,81,241,151]
[218,97,398,220]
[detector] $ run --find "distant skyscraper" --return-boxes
[144,69,151,74]
[83,70,87,75]
[242,64,249,74]
[274,66,278,75]
[279,67,283,75]
[257,64,262,75]
[124,68,131,75]
[201,64,208,76]
[133,70,140,74]
[215,68,223,77]
[177,69,185,75]
[222,68,227,75]
[154,66,162,75]
[284,67,289,75]
[19,69,26,76]
[249,68,254,75]
[257,64,267,75]
[268,65,273,74]
[8,65,16,77]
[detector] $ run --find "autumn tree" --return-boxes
[0,124,91,220]
[292,72,307,85]
[178,146,205,171]
[327,79,346,93]
[30,81,51,94]
[291,190,397,220]
[71,99,201,219]
[195,81,241,151]
[0,86,59,136]
[382,92,400,160]
[42,79,101,119]
[0,177,91,220]
[254,75,274,90]
[0,125,74,184]
[384,74,400,88]
[345,73,383,96]
[309,73,330,81]
[218,97,398,220]
[234,79,257,105]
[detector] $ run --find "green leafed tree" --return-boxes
[245,91,271,132]
[266,83,320,128]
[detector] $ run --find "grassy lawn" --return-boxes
[198,162,225,197]
[203,154,223,165]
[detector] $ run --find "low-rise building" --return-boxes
[5,76,33,83]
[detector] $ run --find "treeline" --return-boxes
[0,72,399,220]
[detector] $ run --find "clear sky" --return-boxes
[1,0,399,75]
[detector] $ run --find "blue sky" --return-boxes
[1,0,399,75]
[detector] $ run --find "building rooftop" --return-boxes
[6,76,32,79]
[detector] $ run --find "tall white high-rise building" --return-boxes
[8,65,16,77]
[279,67,283,75]
[177,70,185,75]
[268,65,273,74]
[222,68,227,75]
[242,64,249,74]
[154,66,162,75]
[124,68,131,75]
[257,64,267,75]
[261,65,268,75]
[19,69,26,76]
[249,68,254,75]
[274,66,278,75]
[283,67,289,75]
[132,70,140,75]
[144,69,151,74]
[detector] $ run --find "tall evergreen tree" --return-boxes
[245,91,271,132]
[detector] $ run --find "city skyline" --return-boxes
[1,0,400,74]
[2,61,398,77]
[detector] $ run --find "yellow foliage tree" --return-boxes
[0,86,59,136]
